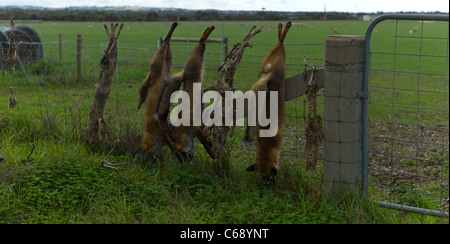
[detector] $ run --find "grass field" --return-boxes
[0,19,448,224]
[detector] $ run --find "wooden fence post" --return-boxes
[58,34,62,61]
[85,23,123,144]
[222,37,228,62]
[76,34,83,80]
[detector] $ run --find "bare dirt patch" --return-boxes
[369,121,449,210]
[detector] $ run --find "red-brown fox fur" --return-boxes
[245,22,292,185]
[155,26,216,161]
[138,22,181,161]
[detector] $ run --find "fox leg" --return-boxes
[277,23,283,43]
[156,122,183,163]
[279,21,292,43]
[199,26,215,45]
[141,130,162,159]
[155,71,183,119]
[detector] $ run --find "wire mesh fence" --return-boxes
[365,15,449,217]
[1,25,325,173]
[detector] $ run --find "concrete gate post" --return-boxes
[323,35,365,194]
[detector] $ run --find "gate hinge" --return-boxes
[358,90,369,99]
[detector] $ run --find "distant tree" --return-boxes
[124,13,133,21]
[0,6,403,22]
[105,13,119,21]
[8,10,27,20]
[265,12,282,20]
[194,11,207,20]
[193,10,222,21]
[94,11,106,21]
[256,11,282,20]
[161,13,178,21]
[179,14,190,21]
[145,12,159,21]
[205,11,221,20]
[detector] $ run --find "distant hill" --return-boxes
[0,5,446,22]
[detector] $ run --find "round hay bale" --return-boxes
[15,25,44,61]
[0,25,44,68]
[4,28,37,66]
[0,27,10,70]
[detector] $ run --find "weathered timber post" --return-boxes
[59,34,62,61]
[222,37,228,63]
[76,34,83,80]
[85,23,123,144]
[323,35,365,194]
[205,25,262,173]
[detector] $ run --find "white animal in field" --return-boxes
[409,27,417,34]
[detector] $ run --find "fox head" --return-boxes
[246,162,278,185]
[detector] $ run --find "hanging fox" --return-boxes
[245,21,292,185]
[138,22,182,162]
[155,25,217,162]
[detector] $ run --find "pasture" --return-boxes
[0,20,448,224]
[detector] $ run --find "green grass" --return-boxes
[2,117,435,224]
[0,114,382,224]
[1,20,449,224]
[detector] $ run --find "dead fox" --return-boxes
[245,22,292,185]
[138,22,181,161]
[155,26,216,161]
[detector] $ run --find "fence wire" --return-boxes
[1,30,325,179]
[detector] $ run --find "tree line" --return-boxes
[0,7,366,22]
[1,7,444,22]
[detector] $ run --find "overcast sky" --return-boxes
[2,0,449,13]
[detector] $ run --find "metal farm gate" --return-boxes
[363,14,449,217]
